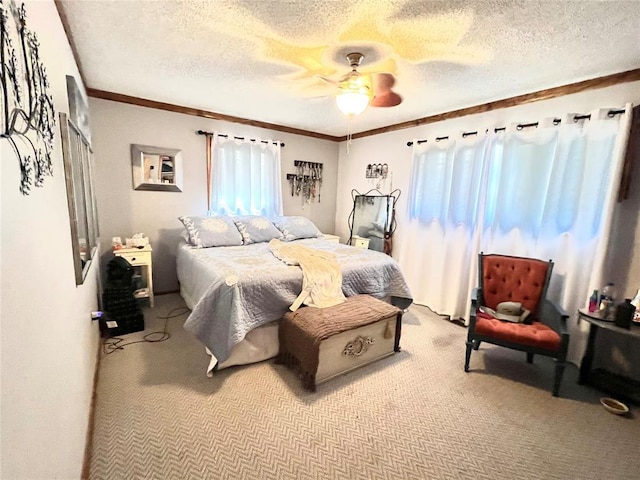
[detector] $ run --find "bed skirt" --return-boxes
[205,321,280,375]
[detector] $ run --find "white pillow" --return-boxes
[178,215,243,248]
[271,216,322,241]
[232,216,283,244]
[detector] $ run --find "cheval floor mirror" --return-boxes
[348,189,400,255]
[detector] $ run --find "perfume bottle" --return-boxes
[599,282,616,319]
[600,282,616,305]
[588,290,599,313]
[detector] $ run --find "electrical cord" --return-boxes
[102,306,190,355]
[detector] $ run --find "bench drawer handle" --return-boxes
[343,335,374,357]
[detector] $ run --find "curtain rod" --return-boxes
[406,108,626,147]
[196,130,285,147]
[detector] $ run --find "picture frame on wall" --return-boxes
[66,75,91,145]
[131,144,183,192]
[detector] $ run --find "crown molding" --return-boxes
[86,89,342,142]
[343,68,640,141]
[86,68,640,144]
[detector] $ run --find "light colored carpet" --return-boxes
[89,294,640,480]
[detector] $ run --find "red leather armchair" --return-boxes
[464,253,570,396]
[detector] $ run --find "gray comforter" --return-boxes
[177,238,412,363]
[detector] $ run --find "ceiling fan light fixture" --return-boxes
[336,71,371,117]
[336,91,370,117]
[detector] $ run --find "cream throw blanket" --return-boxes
[269,239,346,311]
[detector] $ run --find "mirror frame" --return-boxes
[60,112,99,285]
[131,144,183,192]
[348,188,400,255]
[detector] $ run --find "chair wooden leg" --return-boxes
[553,361,566,397]
[473,340,481,350]
[526,352,534,364]
[464,341,473,372]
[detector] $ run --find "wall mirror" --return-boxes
[60,112,99,285]
[131,144,183,192]
[348,189,400,255]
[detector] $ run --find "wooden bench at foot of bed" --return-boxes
[276,294,403,391]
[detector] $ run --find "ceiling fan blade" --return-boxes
[371,91,402,107]
[316,75,338,86]
[370,73,402,107]
[313,54,402,109]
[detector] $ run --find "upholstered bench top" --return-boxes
[283,294,401,341]
[277,295,402,389]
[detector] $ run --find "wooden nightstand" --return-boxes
[113,245,154,307]
[350,235,370,249]
[323,234,340,243]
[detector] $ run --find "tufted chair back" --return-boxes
[467,252,568,396]
[480,254,552,315]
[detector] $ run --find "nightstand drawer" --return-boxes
[350,235,370,249]
[115,250,150,266]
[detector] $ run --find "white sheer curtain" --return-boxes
[209,133,283,216]
[479,107,632,362]
[398,134,488,319]
[402,105,632,363]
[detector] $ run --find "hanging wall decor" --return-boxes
[365,163,388,180]
[0,0,56,195]
[286,160,323,204]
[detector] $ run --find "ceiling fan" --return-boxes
[332,52,402,117]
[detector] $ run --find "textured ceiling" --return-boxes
[57,0,640,138]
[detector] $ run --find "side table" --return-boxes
[577,308,640,403]
[350,235,370,249]
[322,234,340,243]
[113,245,154,307]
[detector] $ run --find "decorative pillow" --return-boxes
[232,216,282,245]
[271,216,322,241]
[178,215,243,248]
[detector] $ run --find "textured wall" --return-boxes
[89,99,340,293]
[0,1,101,478]
[335,80,640,375]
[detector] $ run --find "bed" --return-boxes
[177,236,413,374]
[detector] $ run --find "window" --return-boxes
[209,134,283,216]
